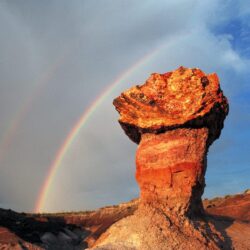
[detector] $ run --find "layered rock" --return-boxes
[136,128,208,217]
[94,66,229,249]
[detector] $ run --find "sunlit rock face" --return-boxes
[113,66,228,145]
[94,67,229,249]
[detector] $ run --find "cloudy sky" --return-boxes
[0,0,249,212]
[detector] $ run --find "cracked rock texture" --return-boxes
[113,66,228,144]
[93,66,229,249]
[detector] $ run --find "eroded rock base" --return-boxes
[92,204,230,250]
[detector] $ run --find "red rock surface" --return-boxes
[136,128,208,216]
[204,193,250,222]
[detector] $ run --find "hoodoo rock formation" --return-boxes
[93,67,229,250]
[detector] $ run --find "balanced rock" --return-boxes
[93,67,229,250]
[113,66,228,145]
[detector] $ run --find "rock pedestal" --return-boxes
[93,67,229,249]
[136,128,208,217]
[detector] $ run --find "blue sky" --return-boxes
[0,0,249,212]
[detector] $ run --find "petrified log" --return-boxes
[113,66,228,145]
[93,67,229,249]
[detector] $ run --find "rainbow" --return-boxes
[0,52,69,164]
[35,44,168,213]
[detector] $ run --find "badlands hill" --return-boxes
[0,191,249,249]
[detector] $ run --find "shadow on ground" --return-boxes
[0,208,90,249]
[206,213,234,249]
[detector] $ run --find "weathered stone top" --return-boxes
[113,66,229,143]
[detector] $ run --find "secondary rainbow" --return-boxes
[35,45,166,213]
[0,51,69,164]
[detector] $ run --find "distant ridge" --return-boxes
[0,191,249,249]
